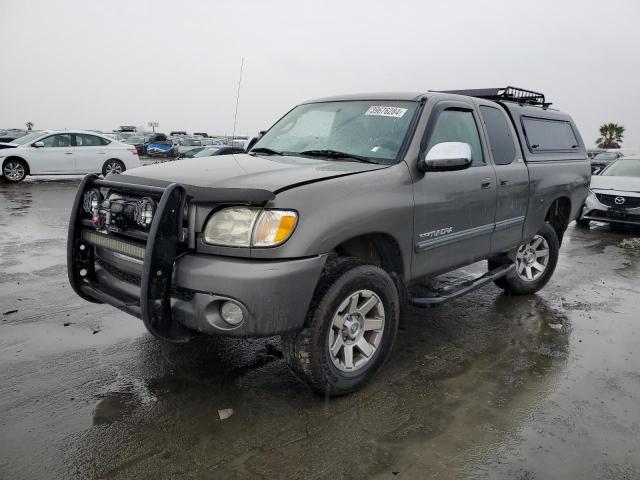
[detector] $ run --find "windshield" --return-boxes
[183,138,202,146]
[601,159,640,177]
[252,100,419,163]
[126,136,144,144]
[12,131,46,145]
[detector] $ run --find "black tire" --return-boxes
[575,218,590,228]
[283,257,400,396]
[102,159,126,176]
[2,158,28,183]
[489,222,560,296]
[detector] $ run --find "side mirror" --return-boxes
[33,141,44,148]
[420,142,472,172]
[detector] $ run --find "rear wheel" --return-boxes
[283,258,400,396]
[489,222,559,295]
[2,159,28,183]
[102,159,125,176]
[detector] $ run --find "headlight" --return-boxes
[203,207,298,247]
[83,189,102,213]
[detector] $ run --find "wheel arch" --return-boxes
[3,155,30,175]
[545,196,572,244]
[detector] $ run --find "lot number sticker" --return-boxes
[365,106,408,118]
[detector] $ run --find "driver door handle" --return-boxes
[64,152,73,155]
[481,178,493,189]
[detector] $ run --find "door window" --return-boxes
[40,134,72,148]
[427,109,484,165]
[75,134,105,146]
[479,106,517,165]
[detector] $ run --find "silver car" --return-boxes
[578,157,640,227]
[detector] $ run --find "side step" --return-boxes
[411,263,514,308]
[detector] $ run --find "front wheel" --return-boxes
[489,222,559,296]
[102,159,125,176]
[283,258,400,396]
[2,159,28,183]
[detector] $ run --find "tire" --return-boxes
[283,258,400,396]
[102,159,126,176]
[489,222,559,296]
[2,158,28,183]
[575,218,590,228]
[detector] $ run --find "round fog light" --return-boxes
[220,301,244,326]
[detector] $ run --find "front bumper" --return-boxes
[580,193,640,226]
[68,175,321,341]
[92,248,327,337]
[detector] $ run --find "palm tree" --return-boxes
[596,123,624,149]
[25,121,34,131]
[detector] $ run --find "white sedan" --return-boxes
[0,130,141,183]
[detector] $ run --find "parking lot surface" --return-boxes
[1,178,639,479]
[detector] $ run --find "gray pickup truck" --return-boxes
[68,86,590,395]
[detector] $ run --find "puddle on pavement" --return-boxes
[60,292,575,480]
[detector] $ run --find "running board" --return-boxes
[411,263,514,308]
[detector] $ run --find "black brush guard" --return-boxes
[67,174,190,342]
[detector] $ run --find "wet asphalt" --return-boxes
[1,177,639,480]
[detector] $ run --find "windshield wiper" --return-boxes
[296,149,378,164]
[249,147,284,156]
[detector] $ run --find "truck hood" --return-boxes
[591,175,640,193]
[114,153,389,194]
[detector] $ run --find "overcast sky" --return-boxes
[1,0,639,147]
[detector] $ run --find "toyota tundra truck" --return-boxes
[68,86,590,395]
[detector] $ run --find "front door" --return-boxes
[29,133,74,173]
[412,101,497,278]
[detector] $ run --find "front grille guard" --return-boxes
[67,174,190,342]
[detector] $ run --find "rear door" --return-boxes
[476,102,529,254]
[412,100,497,278]
[73,134,108,173]
[29,133,74,173]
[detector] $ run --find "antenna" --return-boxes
[231,57,244,143]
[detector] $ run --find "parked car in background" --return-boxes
[201,138,225,147]
[193,132,209,138]
[176,137,203,154]
[124,133,168,156]
[147,141,177,158]
[124,135,146,155]
[170,131,187,136]
[0,130,140,182]
[577,157,640,227]
[116,131,136,142]
[0,129,30,143]
[590,151,623,174]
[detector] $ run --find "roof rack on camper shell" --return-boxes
[437,86,550,107]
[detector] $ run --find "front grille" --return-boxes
[95,257,195,301]
[595,193,640,209]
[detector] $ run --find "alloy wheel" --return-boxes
[2,161,25,181]
[515,235,550,282]
[104,161,123,174]
[328,289,385,372]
